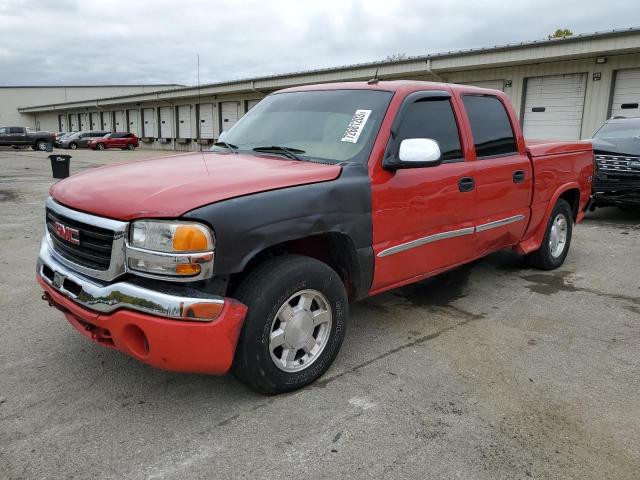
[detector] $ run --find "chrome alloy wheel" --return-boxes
[269,289,332,372]
[549,213,568,258]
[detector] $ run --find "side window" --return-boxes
[0,127,8,134]
[395,98,463,162]
[462,95,517,158]
[9,127,24,134]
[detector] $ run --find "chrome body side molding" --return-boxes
[377,214,526,258]
[377,227,475,258]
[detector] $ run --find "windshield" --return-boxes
[593,119,640,139]
[210,89,393,163]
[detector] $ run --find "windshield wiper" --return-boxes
[252,145,305,160]
[212,141,239,152]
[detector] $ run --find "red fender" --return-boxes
[515,182,580,255]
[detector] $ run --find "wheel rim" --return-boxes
[70,144,76,149]
[97,144,104,150]
[127,144,134,150]
[37,141,46,150]
[549,213,568,258]
[269,289,332,373]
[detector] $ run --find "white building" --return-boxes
[12,27,640,149]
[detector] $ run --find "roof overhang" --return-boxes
[18,27,640,114]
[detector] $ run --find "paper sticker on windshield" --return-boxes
[341,109,372,143]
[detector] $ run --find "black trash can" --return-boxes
[49,155,71,179]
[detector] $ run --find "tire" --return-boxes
[69,142,77,150]
[126,143,135,150]
[232,255,348,395]
[34,140,48,151]
[526,199,573,270]
[96,143,105,150]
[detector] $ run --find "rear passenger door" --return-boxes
[461,94,532,255]
[112,133,126,148]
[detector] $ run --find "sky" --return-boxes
[0,0,637,86]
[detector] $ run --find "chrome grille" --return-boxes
[44,198,128,282]
[595,154,640,174]
[46,208,114,270]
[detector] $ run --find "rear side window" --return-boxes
[9,127,24,133]
[395,98,463,162]
[462,95,517,158]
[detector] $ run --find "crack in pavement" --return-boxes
[316,306,486,388]
[207,306,486,430]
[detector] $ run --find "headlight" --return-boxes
[126,220,215,280]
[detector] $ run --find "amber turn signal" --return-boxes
[184,302,224,320]
[175,263,202,276]
[173,225,211,252]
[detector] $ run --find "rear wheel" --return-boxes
[232,255,348,394]
[126,143,135,150]
[34,140,48,151]
[526,199,573,270]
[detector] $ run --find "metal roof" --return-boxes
[18,26,640,112]
[1,84,182,89]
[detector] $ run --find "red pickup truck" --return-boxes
[37,81,594,394]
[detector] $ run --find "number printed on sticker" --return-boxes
[341,109,372,143]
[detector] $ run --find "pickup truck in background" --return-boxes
[0,126,55,150]
[37,81,594,394]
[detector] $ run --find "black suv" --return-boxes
[590,117,640,209]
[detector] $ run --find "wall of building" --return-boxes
[31,52,639,151]
[0,85,179,129]
[414,52,640,138]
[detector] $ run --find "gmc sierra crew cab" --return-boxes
[0,126,55,150]
[37,81,594,394]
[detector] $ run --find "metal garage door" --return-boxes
[522,73,587,140]
[90,112,99,130]
[221,101,242,132]
[101,112,111,131]
[178,105,192,138]
[59,115,67,132]
[610,68,640,118]
[79,113,89,131]
[70,114,78,131]
[461,80,504,91]
[159,107,172,138]
[114,111,125,131]
[246,99,261,112]
[142,108,156,137]
[127,109,139,135]
[199,104,215,139]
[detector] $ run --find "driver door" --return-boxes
[371,91,477,293]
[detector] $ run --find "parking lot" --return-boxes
[1,148,639,479]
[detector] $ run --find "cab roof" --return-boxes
[277,80,502,95]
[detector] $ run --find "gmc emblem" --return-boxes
[53,221,80,245]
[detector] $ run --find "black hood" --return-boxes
[590,137,640,157]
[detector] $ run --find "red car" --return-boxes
[88,132,139,150]
[38,81,594,394]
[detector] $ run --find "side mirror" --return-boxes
[383,138,443,170]
[399,138,441,164]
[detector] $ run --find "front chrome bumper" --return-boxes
[37,237,224,322]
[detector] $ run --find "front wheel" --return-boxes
[69,142,77,150]
[526,199,573,270]
[232,255,348,395]
[96,143,105,150]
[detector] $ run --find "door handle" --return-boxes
[458,177,475,192]
[513,170,526,183]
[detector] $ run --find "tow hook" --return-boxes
[42,292,53,306]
